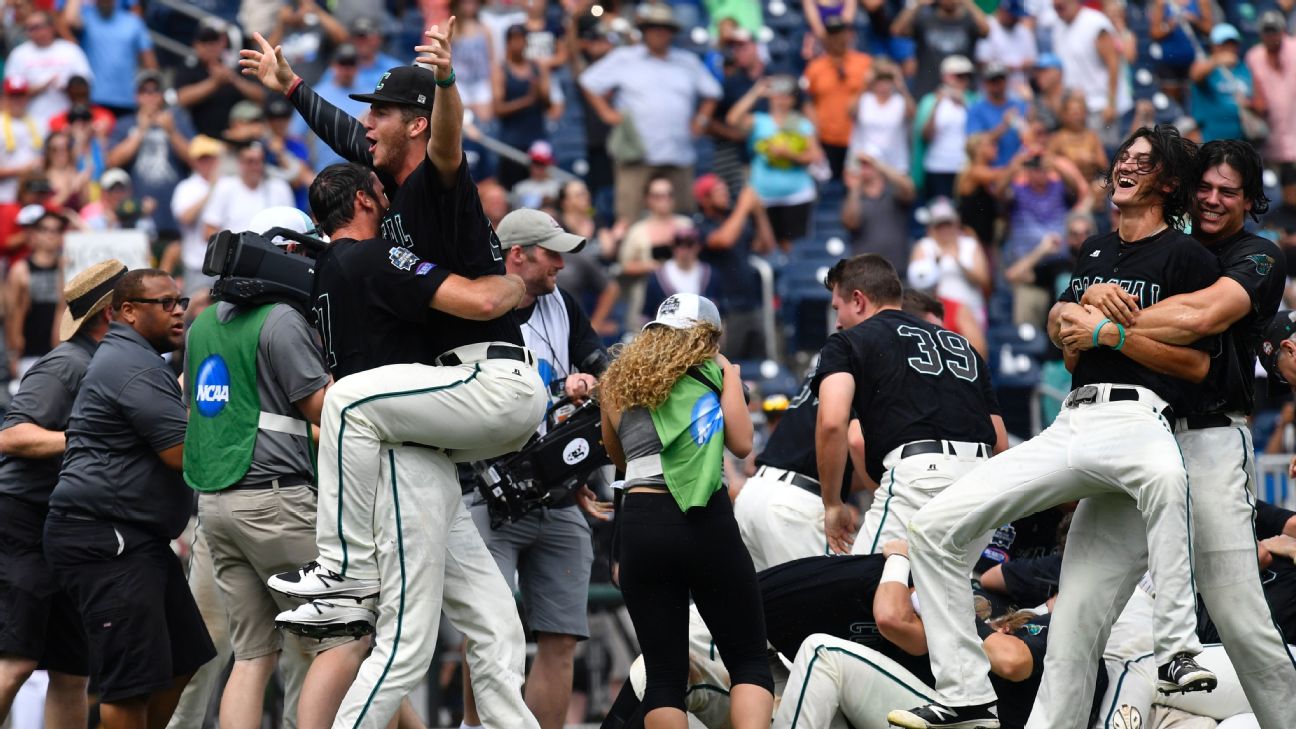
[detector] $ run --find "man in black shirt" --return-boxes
[0,260,122,729]
[893,127,1220,729]
[815,254,1007,559]
[1064,140,1296,729]
[44,269,215,729]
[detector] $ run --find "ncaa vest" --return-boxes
[651,360,726,512]
[183,304,274,492]
[521,289,572,436]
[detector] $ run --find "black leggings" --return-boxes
[617,488,774,713]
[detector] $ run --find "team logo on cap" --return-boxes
[690,392,723,446]
[375,72,390,90]
[195,355,231,417]
[660,296,682,317]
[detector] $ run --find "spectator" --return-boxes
[956,132,1006,248]
[580,3,721,222]
[166,136,224,299]
[842,149,916,276]
[997,147,1091,274]
[1045,92,1108,199]
[975,0,1037,91]
[965,62,1029,167]
[320,17,402,93]
[914,55,974,201]
[1188,24,1254,143]
[1104,0,1139,65]
[2,11,92,125]
[891,0,988,99]
[568,14,616,221]
[1247,11,1296,180]
[494,23,552,190]
[510,140,563,209]
[106,71,193,238]
[0,79,46,206]
[1050,0,1133,149]
[727,75,823,251]
[907,196,990,328]
[1028,52,1065,130]
[555,179,619,335]
[522,0,567,71]
[263,0,349,85]
[848,60,913,174]
[452,0,496,122]
[261,96,312,209]
[709,28,765,199]
[619,174,694,330]
[478,178,510,228]
[42,129,93,210]
[0,175,55,261]
[201,141,294,239]
[1148,0,1212,102]
[295,44,367,173]
[804,0,858,42]
[46,76,115,135]
[79,167,133,231]
[642,227,723,320]
[61,0,157,116]
[802,17,872,180]
[6,206,64,379]
[1003,209,1095,328]
[692,174,775,360]
[176,20,267,141]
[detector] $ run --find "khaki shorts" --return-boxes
[198,484,351,660]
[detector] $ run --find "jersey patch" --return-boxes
[1248,253,1275,276]
[415,261,435,276]
[388,246,420,271]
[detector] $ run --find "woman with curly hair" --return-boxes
[599,293,773,729]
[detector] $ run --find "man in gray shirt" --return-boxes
[842,151,917,277]
[43,268,214,729]
[0,259,123,729]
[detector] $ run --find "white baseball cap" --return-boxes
[248,206,319,246]
[497,209,586,253]
[643,293,722,332]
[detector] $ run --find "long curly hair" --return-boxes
[597,323,721,413]
[1104,125,1198,227]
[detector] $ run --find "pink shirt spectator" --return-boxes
[1247,35,1296,164]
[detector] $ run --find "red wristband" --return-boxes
[286,75,303,98]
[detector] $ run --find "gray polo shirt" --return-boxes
[0,333,97,507]
[50,322,189,539]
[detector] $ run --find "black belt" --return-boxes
[436,344,533,368]
[48,508,98,522]
[756,465,821,496]
[223,478,311,491]
[1180,414,1233,431]
[899,440,991,459]
[1064,385,1176,425]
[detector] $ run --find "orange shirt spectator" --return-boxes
[802,18,871,178]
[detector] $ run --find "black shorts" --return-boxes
[0,496,88,675]
[766,201,813,242]
[43,514,215,703]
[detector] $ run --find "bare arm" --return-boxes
[63,0,84,30]
[891,2,921,37]
[874,541,928,655]
[983,633,1035,681]
[138,48,158,71]
[1058,304,1211,382]
[803,0,829,38]
[6,263,29,364]
[1096,31,1121,121]
[990,414,1008,454]
[601,409,626,472]
[717,355,753,457]
[417,19,464,188]
[965,0,991,36]
[1126,278,1252,345]
[724,79,766,132]
[294,380,332,426]
[158,442,184,470]
[818,371,857,554]
[428,273,525,320]
[0,423,66,459]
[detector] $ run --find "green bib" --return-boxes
[183,304,274,492]
[650,360,726,512]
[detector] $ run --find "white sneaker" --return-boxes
[275,599,377,639]
[267,560,380,600]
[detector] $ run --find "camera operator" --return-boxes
[182,207,369,729]
[0,260,122,729]
[463,208,608,729]
[43,268,215,729]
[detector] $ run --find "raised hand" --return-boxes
[415,16,456,83]
[238,32,296,94]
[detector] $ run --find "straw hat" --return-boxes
[59,259,128,341]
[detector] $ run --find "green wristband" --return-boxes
[1093,318,1111,350]
[435,68,456,88]
[1112,322,1127,351]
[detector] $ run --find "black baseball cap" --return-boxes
[1260,311,1296,389]
[264,96,293,118]
[333,43,359,65]
[824,16,849,33]
[349,65,436,110]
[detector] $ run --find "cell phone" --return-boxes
[651,245,672,261]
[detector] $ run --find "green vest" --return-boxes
[650,360,726,512]
[183,304,274,493]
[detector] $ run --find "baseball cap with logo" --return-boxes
[528,140,555,165]
[1259,310,1296,389]
[100,168,131,190]
[1210,23,1241,46]
[349,66,436,111]
[644,293,722,332]
[940,55,974,76]
[3,77,30,96]
[497,209,586,253]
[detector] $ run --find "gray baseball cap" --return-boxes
[643,293,722,332]
[497,209,586,253]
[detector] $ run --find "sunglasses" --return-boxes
[122,296,190,312]
[35,223,63,233]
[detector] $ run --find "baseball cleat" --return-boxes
[267,560,380,600]
[1157,653,1217,694]
[276,599,377,639]
[887,701,999,728]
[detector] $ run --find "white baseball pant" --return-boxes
[1096,645,1263,729]
[907,386,1202,713]
[853,443,991,562]
[734,468,830,571]
[315,348,548,580]
[773,634,937,729]
[1176,418,1296,729]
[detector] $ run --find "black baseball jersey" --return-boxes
[1256,500,1295,540]
[755,362,854,501]
[990,614,1107,729]
[758,554,934,684]
[1197,559,1296,643]
[815,309,1000,482]
[311,237,452,379]
[290,82,523,354]
[1193,231,1285,416]
[1060,229,1221,411]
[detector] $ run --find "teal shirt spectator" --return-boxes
[1189,63,1252,142]
[75,3,152,110]
[748,112,816,202]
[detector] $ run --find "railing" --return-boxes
[749,254,778,363]
[1256,454,1295,510]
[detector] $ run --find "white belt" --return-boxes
[258,411,310,437]
[625,454,663,481]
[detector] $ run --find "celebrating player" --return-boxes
[892,126,1221,729]
[815,254,1007,558]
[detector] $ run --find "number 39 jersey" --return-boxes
[815,309,1000,482]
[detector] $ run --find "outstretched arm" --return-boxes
[240,32,372,166]
[416,18,463,188]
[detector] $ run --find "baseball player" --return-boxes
[1055,140,1296,729]
[815,255,1007,558]
[892,127,1221,729]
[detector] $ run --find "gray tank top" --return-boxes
[617,407,667,489]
